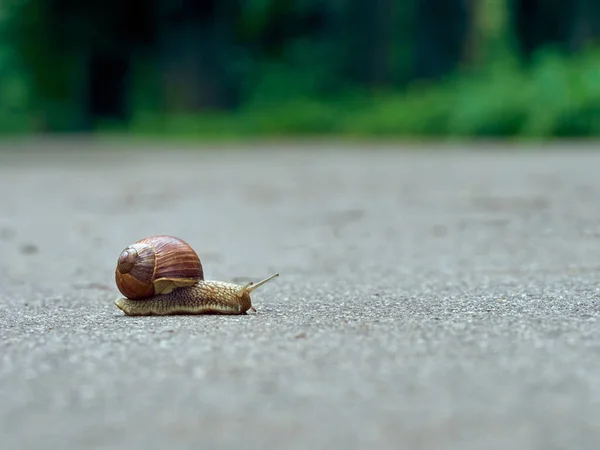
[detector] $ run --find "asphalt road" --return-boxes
[1,139,599,450]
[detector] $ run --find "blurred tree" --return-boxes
[244,0,331,59]
[81,0,153,124]
[463,0,511,67]
[235,0,339,100]
[153,0,241,112]
[5,0,153,130]
[509,0,600,60]
[568,0,600,50]
[343,0,395,87]
[510,0,575,58]
[412,0,470,80]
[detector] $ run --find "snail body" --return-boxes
[114,235,279,316]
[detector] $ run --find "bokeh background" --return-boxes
[1,0,600,139]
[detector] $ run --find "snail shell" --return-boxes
[115,235,204,300]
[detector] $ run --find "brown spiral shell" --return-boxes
[115,235,204,300]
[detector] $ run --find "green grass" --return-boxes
[4,48,600,141]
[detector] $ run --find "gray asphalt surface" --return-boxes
[1,139,600,450]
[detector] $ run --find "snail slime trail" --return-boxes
[113,235,280,316]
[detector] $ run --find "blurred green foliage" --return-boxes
[124,49,600,139]
[0,0,599,139]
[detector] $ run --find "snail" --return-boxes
[113,235,279,316]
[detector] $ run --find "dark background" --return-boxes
[1,0,599,138]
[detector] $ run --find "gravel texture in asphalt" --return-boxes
[1,141,599,450]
